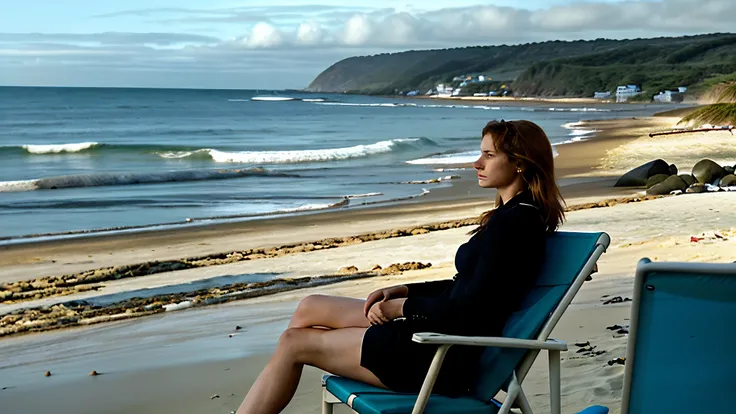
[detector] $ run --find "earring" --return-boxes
[516,167,523,174]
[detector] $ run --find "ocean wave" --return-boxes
[0,167,294,192]
[568,129,598,137]
[405,151,478,165]
[21,142,100,154]
[251,96,295,101]
[345,192,383,199]
[175,138,436,164]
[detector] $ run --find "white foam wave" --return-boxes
[313,102,500,111]
[568,129,598,137]
[208,138,421,164]
[156,149,210,159]
[433,167,468,172]
[0,180,37,192]
[22,142,99,154]
[251,96,295,101]
[301,98,325,102]
[406,151,478,165]
[228,99,250,102]
[345,192,383,199]
[561,122,585,129]
[0,168,282,192]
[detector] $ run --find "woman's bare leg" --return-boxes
[289,294,370,329]
[236,326,385,414]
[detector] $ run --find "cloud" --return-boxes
[1,0,734,89]
[245,22,283,48]
[0,32,218,46]
[296,21,327,45]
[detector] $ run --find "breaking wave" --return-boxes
[11,142,101,154]
[161,138,437,164]
[0,168,294,192]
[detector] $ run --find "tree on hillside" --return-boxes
[680,83,736,126]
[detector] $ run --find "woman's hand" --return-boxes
[363,285,409,317]
[366,298,406,325]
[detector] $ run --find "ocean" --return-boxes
[0,87,666,241]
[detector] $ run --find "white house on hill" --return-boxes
[615,85,641,102]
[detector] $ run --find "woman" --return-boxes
[236,119,566,414]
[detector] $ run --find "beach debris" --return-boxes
[235,325,242,330]
[210,394,220,399]
[574,341,591,347]
[338,265,359,274]
[89,370,99,376]
[602,296,631,305]
[44,370,51,377]
[163,300,193,312]
[577,345,597,353]
[606,324,630,332]
[607,357,626,366]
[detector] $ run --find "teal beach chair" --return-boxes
[579,258,736,414]
[322,231,611,414]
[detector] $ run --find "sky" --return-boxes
[0,0,733,90]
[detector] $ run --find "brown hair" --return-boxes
[470,119,565,235]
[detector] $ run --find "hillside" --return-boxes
[306,33,736,98]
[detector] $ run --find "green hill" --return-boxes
[306,33,736,98]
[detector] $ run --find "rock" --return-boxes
[210,394,220,399]
[646,175,688,195]
[686,183,708,193]
[668,164,678,175]
[692,159,726,184]
[89,370,99,376]
[720,174,736,187]
[370,264,382,271]
[645,174,670,189]
[44,371,51,377]
[679,174,696,187]
[725,166,735,175]
[338,266,359,274]
[614,159,671,187]
[410,228,429,235]
[235,325,242,330]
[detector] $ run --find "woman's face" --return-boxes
[474,134,518,189]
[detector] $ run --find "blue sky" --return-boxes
[0,0,731,89]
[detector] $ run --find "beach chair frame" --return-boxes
[620,258,736,414]
[322,232,610,414]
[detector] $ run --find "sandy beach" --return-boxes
[2,114,736,414]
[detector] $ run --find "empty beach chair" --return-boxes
[322,231,611,414]
[578,258,736,414]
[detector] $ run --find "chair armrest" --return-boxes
[412,332,568,351]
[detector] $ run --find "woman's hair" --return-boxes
[471,119,566,235]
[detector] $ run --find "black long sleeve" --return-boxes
[404,279,453,297]
[401,204,545,335]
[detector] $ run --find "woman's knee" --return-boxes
[289,294,327,328]
[276,327,316,362]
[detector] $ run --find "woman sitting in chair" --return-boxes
[237,119,566,414]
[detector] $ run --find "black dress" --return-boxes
[360,190,547,395]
